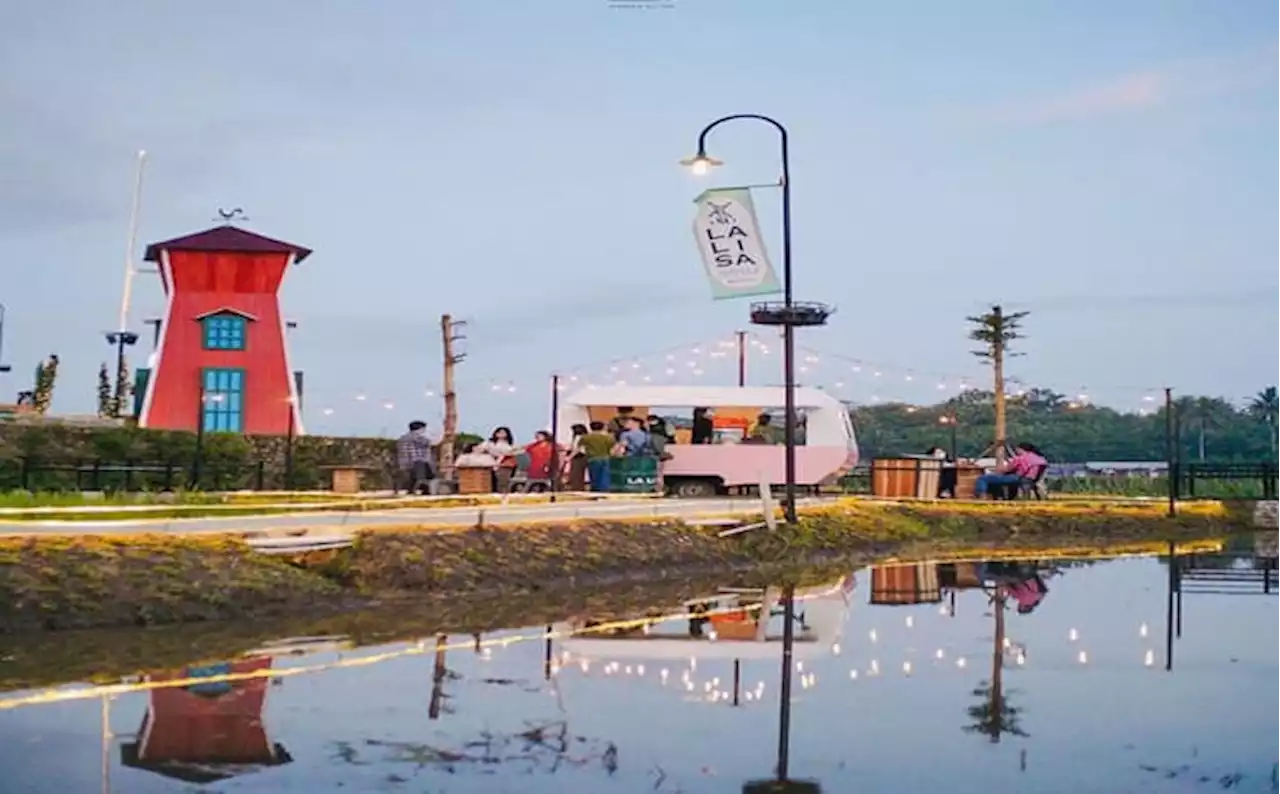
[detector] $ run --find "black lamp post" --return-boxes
[940,411,958,460]
[143,319,162,350]
[0,303,11,373]
[191,391,224,489]
[104,330,139,414]
[683,114,830,526]
[284,396,296,490]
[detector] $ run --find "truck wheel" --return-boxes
[669,479,718,498]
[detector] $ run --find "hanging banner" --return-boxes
[691,187,781,301]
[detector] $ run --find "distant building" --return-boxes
[1046,462,1168,478]
[135,224,308,435]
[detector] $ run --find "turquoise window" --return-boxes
[201,368,244,432]
[202,314,246,350]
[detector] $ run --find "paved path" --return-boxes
[0,496,834,537]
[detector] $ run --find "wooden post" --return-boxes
[440,314,464,481]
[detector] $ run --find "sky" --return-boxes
[2,0,1276,438]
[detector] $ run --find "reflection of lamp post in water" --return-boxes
[964,589,1027,743]
[429,634,449,720]
[743,584,822,794]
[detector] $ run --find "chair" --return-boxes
[506,452,551,494]
[999,464,1048,501]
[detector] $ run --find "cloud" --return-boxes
[974,44,1277,126]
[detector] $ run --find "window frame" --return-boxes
[201,367,245,432]
[201,313,248,351]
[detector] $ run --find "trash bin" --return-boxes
[609,456,659,494]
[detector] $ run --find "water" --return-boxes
[1,545,1276,793]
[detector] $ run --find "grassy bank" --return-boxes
[0,500,1259,635]
[0,491,623,522]
[0,534,1233,694]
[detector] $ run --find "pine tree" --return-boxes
[32,354,59,415]
[112,356,133,418]
[97,363,112,417]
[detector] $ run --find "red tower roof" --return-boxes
[144,225,312,263]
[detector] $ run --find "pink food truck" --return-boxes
[555,385,859,497]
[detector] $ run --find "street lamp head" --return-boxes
[680,153,723,176]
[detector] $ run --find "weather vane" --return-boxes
[215,207,248,224]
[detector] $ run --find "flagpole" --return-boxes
[118,150,147,334]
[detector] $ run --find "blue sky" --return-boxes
[2,0,1276,437]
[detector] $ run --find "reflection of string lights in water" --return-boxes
[5,554,1206,713]
[0,594,829,711]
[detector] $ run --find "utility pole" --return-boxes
[992,305,1006,459]
[968,304,1028,462]
[736,330,747,387]
[1164,387,1176,517]
[440,314,465,481]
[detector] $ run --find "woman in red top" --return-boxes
[524,430,558,482]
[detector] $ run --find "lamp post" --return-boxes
[682,114,829,527]
[191,391,224,489]
[284,395,297,490]
[143,319,162,350]
[939,411,958,460]
[104,331,139,415]
[0,303,10,373]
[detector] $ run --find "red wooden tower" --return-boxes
[136,224,309,435]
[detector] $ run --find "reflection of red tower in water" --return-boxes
[121,657,291,784]
[136,224,310,435]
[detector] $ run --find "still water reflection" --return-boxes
[1,543,1276,793]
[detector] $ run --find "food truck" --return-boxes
[556,385,858,496]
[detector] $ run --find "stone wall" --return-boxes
[0,422,398,491]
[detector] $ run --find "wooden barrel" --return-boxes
[871,458,919,498]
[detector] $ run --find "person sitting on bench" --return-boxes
[974,442,1046,499]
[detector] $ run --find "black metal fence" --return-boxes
[0,458,270,493]
[1170,462,1278,501]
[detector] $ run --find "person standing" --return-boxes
[619,416,651,457]
[478,426,519,493]
[567,423,589,491]
[747,413,780,444]
[608,406,637,439]
[580,421,616,492]
[524,430,558,485]
[691,407,715,444]
[396,420,439,495]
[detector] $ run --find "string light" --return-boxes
[303,329,1171,423]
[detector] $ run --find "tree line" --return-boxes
[845,306,1278,463]
[850,386,1278,463]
